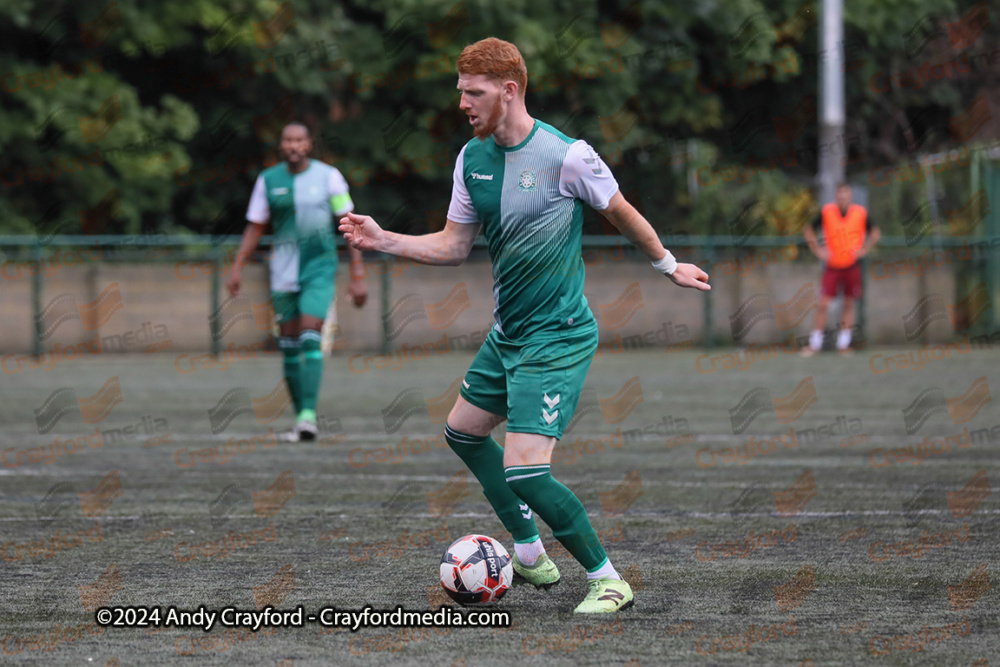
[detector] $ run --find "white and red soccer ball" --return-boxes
[439,534,513,605]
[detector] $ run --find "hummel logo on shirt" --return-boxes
[271,187,289,195]
[471,173,493,180]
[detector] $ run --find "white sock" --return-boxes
[586,558,621,581]
[514,538,545,566]
[837,328,852,350]
[809,329,823,351]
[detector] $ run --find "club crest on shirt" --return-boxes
[518,170,537,191]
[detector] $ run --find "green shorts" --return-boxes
[459,325,599,439]
[271,261,335,325]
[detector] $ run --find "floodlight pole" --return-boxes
[817,0,845,204]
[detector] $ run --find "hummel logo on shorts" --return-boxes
[541,392,560,424]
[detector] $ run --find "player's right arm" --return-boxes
[804,215,829,262]
[227,175,270,297]
[338,215,480,267]
[338,144,481,266]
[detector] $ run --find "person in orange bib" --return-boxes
[801,182,880,355]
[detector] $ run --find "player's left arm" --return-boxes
[857,216,880,258]
[561,141,709,291]
[330,169,367,307]
[600,191,710,291]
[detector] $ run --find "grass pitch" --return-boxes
[1,348,997,665]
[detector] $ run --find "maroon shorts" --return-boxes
[821,263,862,298]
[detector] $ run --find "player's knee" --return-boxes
[444,408,474,438]
[502,434,556,469]
[445,401,464,427]
[443,425,490,461]
[299,316,323,332]
[446,397,499,437]
[444,421,487,446]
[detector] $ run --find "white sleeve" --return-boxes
[328,168,354,215]
[446,145,479,224]
[559,140,620,211]
[246,176,269,224]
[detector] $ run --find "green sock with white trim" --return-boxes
[444,426,540,543]
[299,329,323,414]
[505,464,608,572]
[278,336,302,414]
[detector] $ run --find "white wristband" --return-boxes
[651,250,678,275]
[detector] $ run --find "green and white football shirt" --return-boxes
[246,160,354,293]
[447,120,619,340]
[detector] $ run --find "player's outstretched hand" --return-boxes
[667,263,711,291]
[339,212,384,252]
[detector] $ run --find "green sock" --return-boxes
[505,464,608,572]
[278,336,302,414]
[445,426,539,543]
[299,330,323,413]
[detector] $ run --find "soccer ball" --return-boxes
[439,534,513,606]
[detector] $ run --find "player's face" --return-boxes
[836,186,852,210]
[280,126,312,165]
[457,73,504,140]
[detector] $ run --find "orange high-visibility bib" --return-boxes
[821,203,867,269]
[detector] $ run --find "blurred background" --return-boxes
[1,0,998,353]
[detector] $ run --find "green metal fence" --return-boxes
[3,229,998,356]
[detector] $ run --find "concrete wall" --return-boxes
[0,249,983,355]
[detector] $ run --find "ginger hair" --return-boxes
[457,37,527,97]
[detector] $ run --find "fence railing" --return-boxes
[2,233,998,355]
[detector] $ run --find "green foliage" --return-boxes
[0,0,995,238]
